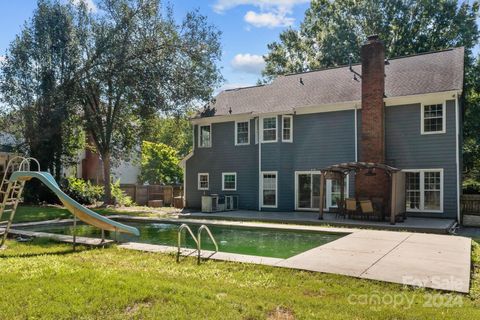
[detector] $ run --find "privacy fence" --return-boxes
[461,194,480,226]
[120,184,183,207]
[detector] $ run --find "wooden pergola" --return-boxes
[318,162,406,224]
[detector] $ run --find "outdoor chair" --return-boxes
[359,200,381,221]
[345,198,358,219]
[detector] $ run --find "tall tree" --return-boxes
[0,0,84,178]
[263,0,479,79]
[75,0,222,203]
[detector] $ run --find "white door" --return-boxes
[326,176,349,210]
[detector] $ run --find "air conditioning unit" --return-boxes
[201,195,226,213]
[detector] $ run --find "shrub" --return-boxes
[111,179,134,207]
[463,178,480,194]
[63,177,104,205]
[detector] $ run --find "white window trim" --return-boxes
[403,168,444,213]
[260,116,278,143]
[326,175,349,209]
[294,171,321,211]
[197,173,209,190]
[421,101,446,135]
[261,171,278,208]
[198,124,212,148]
[222,172,237,191]
[234,121,250,146]
[282,115,293,142]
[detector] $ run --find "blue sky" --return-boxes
[0,1,478,93]
[0,0,311,92]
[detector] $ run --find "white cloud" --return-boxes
[72,0,97,12]
[231,53,265,74]
[244,10,294,28]
[213,0,307,28]
[0,56,5,64]
[213,0,308,14]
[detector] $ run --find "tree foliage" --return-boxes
[0,0,85,178]
[2,0,222,203]
[141,112,193,157]
[139,141,182,185]
[263,0,479,79]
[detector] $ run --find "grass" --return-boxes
[0,238,478,319]
[7,205,174,223]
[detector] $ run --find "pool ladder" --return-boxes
[177,224,218,265]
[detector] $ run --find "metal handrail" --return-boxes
[176,223,199,262]
[197,224,218,264]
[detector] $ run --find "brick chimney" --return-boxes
[360,35,385,163]
[356,35,389,199]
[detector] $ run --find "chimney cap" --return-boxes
[367,34,380,41]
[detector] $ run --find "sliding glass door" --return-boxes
[295,172,321,211]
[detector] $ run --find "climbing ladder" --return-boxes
[0,156,40,247]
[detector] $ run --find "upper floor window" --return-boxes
[282,115,293,142]
[199,124,211,148]
[262,116,277,142]
[198,173,209,190]
[421,103,445,134]
[235,121,250,145]
[222,172,237,191]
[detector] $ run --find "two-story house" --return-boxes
[182,36,464,221]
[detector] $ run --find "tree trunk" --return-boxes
[102,151,113,205]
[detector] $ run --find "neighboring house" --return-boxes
[183,35,463,220]
[72,148,140,185]
[0,133,20,174]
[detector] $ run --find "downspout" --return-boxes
[354,104,358,162]
[258,117,262,211]
[455,93,461,223]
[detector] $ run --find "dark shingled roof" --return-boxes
[198,47,464,118]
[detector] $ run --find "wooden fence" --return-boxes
[461,194,480,226]
[120,184,183,206]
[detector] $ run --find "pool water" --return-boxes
[23,222,346,259]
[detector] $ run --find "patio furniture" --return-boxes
[345,198,358,219]
[335,198,346,219]
[359,200,382,221]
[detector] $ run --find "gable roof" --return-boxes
[197,47,464,118]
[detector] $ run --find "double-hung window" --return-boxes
[261,171,277,207]
[199,124,211,148]
[222,172,237,191]
[235,121,250,145]
[421,103,445,134]
[405,169,443,212]
[262,117,277,142]
[282,115,293,142]
[198,173,209,190]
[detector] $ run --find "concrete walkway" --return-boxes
[181,210,456,234]
[277,230,471,293]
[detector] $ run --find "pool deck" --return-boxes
[6,217,472,293]
[179,210,457,234]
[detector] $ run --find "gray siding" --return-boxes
[185,119,258,209]
[261,111,357,211]
[186,100,459,218]
[385,100,458,218]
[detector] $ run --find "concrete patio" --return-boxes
[180,210,457,234]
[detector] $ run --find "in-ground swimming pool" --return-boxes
[20,221,346,259]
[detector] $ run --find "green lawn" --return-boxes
[0,239,478,319]
[8,205,172,223]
